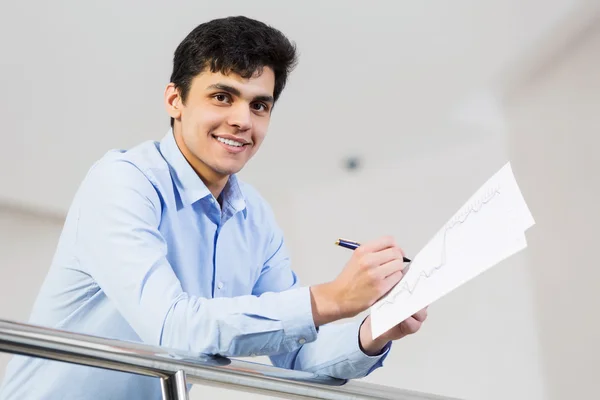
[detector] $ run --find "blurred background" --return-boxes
[1,1,599,399]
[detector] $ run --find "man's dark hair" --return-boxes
[169,16,298,127]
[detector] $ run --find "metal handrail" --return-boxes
[0,319,458,400]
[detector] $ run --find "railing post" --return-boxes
[160,370,189,400]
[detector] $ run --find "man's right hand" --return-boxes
[310,236,407,327]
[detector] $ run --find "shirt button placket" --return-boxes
[213,206,224,297]
[213,230,222,297]
[211,198,222,298]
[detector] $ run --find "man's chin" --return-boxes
[213,163,245,178]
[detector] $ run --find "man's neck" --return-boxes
[172,129,228,200]
[197,170,228,201]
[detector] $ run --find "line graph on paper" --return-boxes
[372,185,501,312]
[369,162,535,339]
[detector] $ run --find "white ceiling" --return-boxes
[0,0,587,215]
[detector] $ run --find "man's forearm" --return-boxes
[358,316,391,356]
[160,287,318,357]
[270,317,391,380]
[309,282,343,327]
[309,283,390,356]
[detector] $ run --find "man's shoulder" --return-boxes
[78,139,169,199]
[94,139,166,173]
[91,138,169,174]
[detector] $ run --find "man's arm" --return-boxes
[74,159,330,357]
[75,159,407,371]
[269,317,393,380]
[248,212,392,379]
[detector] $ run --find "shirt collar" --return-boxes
[220,174,248,220]
[159,129,247,217]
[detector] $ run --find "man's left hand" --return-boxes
[358,307,428,356]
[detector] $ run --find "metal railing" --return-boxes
[0,319,458,400]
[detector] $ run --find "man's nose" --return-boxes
[228,103,252,131]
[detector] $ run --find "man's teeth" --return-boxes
[216,137,244,147]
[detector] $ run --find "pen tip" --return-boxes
[334,240,340,245]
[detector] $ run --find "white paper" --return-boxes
[370,162,535,339]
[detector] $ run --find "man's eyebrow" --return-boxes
[206,83,274,104]
[253,94,274,104]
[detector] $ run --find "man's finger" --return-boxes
[401,317,422,334]
[374,259,404,280]
[379,269,404,296]
[364,247,403,270]
[412,307,428,322]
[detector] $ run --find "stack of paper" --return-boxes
[370,162,535,339]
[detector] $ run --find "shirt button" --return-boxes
[217,281,224,290]
[298,338,306,345]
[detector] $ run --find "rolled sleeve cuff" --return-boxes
[278,286,318,352]
[344,318,392,376]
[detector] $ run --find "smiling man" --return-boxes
[0,16,427,400]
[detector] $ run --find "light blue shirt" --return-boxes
[0,130,391,400]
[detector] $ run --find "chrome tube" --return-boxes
[0,319,457,400]
[160,370,189,400]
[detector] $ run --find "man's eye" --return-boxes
[252,103,268,112]
[214,94,230,103]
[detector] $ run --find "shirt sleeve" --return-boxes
[251,193,392,380]
[74,159,317,358]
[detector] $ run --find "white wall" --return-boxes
[503,22,600,400]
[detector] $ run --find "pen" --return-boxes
[335,238,412,263]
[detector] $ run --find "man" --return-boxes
[0,16,427,399]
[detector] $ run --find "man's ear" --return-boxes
[164,83,182,120]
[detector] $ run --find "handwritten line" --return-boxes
[373,186,501,311]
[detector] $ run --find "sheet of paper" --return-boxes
[370,162,535,339]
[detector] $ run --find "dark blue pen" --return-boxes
[335,238,411,263]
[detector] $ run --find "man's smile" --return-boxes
[212,134,250,153]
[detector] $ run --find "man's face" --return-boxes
[167,67,275,181]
